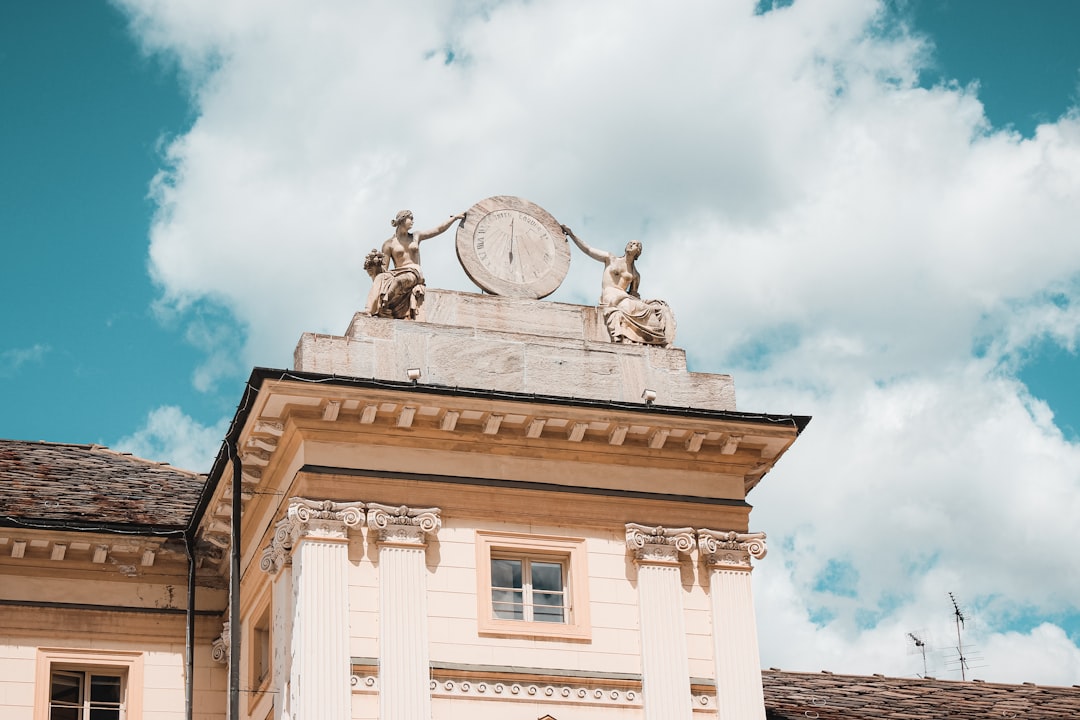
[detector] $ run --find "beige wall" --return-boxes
[0,610,225,720]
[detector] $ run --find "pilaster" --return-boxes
[262,498,364,720]
[698,529,768,720]
[368,503,442,720]
[625,523,695,720]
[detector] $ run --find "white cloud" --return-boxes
[115,0,1080,683]
[0,343,50,376]
[114,405,227,472]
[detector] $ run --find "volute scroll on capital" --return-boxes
[366,502,442,546]
[210,622,229,664]
[260,498,366,575]
[259,516,294,575]
[697,529,767,570]
[625,523,696,565]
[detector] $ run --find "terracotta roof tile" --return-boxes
[764,669,1080,719]
[0,439,207,529]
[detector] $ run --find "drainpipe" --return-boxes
[229,442,242,720]
[184,534,197,720]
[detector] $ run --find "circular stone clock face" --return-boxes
[456,196,571,299]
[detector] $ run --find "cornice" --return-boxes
[0,531,187,578]
[195,371,799,567]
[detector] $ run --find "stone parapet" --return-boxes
[294,290,736,410]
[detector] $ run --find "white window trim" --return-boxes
[476,531,591,640]
[34,648,143,720]
[490,554,568,623]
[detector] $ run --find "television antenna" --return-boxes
[945,592,985,680]
[906,631,929,677]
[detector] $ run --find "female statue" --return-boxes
[561,225,675,347]
[364,209,465,319]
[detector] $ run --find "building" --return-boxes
[3,287,1078,719]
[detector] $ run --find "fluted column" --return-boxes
[261,498,364,720]
[367,503,442,720]
[626,523,696,720]
[698,529,768,720]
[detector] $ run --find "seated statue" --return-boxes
[364,209,464,319]
[562,225,676,347]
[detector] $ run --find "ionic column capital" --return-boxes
[625,523,696,565]
[259,498,365,574]
[211,622,229,665]
[697,529,767,570]
[366,502,442,546]
[260,516,294,575]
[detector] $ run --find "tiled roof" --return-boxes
[764,669,1080,719]
[0,439,207,529]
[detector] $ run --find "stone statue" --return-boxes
[562,225,676,347]
[364,209,465,319]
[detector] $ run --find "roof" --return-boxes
[0,439,207,531]
[763,669,1080,719]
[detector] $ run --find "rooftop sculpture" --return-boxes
[363,196,675,347]
[562,225,676,348]
[363,209,465,319]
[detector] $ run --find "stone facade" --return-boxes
[1,290,808,720]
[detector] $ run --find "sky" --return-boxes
[3,0,1080,687]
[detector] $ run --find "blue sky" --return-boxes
[3,0,1080,685]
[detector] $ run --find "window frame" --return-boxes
[246,591,274,708]
[490,555,569,623]
[34,649,143,720]
[475,531,590,640]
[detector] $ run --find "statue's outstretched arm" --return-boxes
[416,212,466,242]
[562,225,610,263]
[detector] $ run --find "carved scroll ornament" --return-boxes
[260,498,366,574]
[625,523,696,564]
[366,502,442,546]
[697,529,767,570]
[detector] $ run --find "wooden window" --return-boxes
[35,650,142,720]
[48,669,125,720]
[476,531,590,640]
[254,605,271,686]
[490,556,567,623]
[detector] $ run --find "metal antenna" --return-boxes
[907,631,928,677]
[948,592,969,680]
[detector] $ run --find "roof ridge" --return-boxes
[763,668,1080,691]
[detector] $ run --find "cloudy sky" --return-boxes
[4,0,1080,687]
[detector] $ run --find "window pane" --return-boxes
[492,589,523,619]
[89,676,122,704]
[530,561,563,592]
[50,708,81,720]
[51,672,82,705]
[531,595,565,621]
[491,559,522,589]
[89,710,119,720]
[531,604,565,626]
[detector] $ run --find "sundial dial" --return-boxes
[456,196,570,299]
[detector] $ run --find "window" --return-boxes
[476,531,590,640]
[35,650,142,720]
[247,595,273,696]
[49,670,124,720]
[491,556,566,623]
[253,605,271,686]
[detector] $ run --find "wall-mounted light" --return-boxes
[406,367,422,383]
[641,388,657,405]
